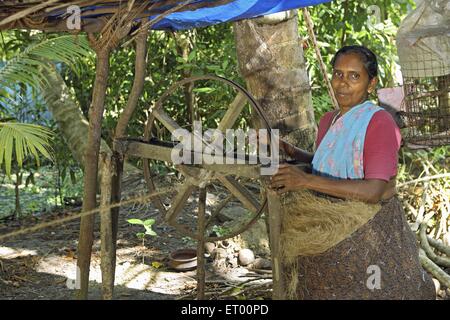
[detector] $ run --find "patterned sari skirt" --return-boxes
[283,197,435,300]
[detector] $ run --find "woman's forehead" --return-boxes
[333,53,366,72]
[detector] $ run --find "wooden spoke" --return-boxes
[205,193,233,228]
[141,75,268,242]
[165,182,196,223]
[153,108,183,133]
[153,108,205,153]
[143,165,167,213]
[217,175,259,213]
[176,165,202,180]
[217,92,247,132]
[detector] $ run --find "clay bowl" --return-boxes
[168,248,197,271]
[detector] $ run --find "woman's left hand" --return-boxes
[269,164,311,194]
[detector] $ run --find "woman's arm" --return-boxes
[280,139,314,164]
[270,164,389,204]
[257,133,314,163]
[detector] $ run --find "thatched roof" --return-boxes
[0,0,234,32]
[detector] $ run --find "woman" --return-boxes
[270,45,435,299]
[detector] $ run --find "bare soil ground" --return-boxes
[0,175,271,300]
[1,174,446,300]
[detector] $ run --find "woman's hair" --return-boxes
[331,45,378,80]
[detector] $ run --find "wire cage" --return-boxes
[396,0,450,148]
[399,55,450,147]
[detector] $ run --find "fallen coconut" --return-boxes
[204,242,216,254]
[238,248,255,266]
[251,257,272,270]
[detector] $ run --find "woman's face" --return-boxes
[331,53,378,111]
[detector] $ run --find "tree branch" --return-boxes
[419,222,450,268]
[115,27,148,138]
[398,173,450,188]
[419,248,450,288]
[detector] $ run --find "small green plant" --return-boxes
[127,218,157,264]
[211,225,229,237]
[181,236,196,247]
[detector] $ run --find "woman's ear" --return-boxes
[368,77,378,94]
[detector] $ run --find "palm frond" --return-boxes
[0,35,93,92]
[0,121,53,176]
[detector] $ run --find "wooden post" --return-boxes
[76,47,111,300]
[99,151,123,300]
[99,153,114,299]
[74,4,188,301]
[196,187,207,300]
[266,188,285,300]
[105,26,145,297]
[111,152,123,277]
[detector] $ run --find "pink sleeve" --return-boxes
[363,110,402,182]
[316,111,334,148]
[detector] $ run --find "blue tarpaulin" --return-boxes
[68,0,332,31]
[148,0,332,30]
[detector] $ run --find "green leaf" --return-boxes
[0,122,53,176]
[175,63,196,70]
[143,219,155,226]
[144,228,157,237]
[69,169,77,185]
[187,50,196,62]
[127,218,144,225]
[0,35,93,93]
[193,87,215,93]
[205,65,221,71]
[136,232,145,239]
[222,60,229,70]
[61,167,67,181]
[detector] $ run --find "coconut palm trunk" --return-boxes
[234,10,317,299]
[42,66,138,175]
[234,10,317,149]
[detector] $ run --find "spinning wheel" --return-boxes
[140,75,273,241]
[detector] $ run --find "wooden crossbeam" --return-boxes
[114,139,263,179]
